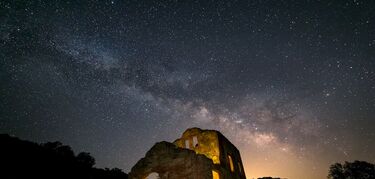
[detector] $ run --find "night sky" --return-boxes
[1,0,375,178]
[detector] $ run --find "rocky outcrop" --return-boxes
[129,141,215,179]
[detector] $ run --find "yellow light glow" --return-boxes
[228,154,234,172]
[212,170,220,179]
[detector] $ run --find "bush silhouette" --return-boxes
[328,161,375,179]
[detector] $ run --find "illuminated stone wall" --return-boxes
[173,128,221,164]
[129,141,215,179]
[174,128,246,179]
[129,128,247,179]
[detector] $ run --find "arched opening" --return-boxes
[185,139,190,149]
[193,136,198,147]
[145,172,160,179]
[227,154,234,172]
[212,170,220,179]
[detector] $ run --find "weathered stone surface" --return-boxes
[174,128,221,164]
[129,128,247,179]
[129,141,214,179]
[174,128,246,179]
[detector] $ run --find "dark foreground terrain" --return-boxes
[0,134,128,179]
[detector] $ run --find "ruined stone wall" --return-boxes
[130,128,247,179]
[129,141,215,179]
[173,128,247,179]
[217,133,246,179]
[173,128,221,164]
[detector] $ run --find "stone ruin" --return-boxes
[129,127,247,179]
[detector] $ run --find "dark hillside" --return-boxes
[0,134,128,179]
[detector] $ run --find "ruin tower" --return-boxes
[129,127,247,179]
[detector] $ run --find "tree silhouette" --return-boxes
[0,134,128,179]
[43,141,63,150]
[328,161,375,179]
[43,141,75,158]
[77,152,96,168]
[328,163,345,179]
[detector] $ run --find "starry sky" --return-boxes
[1,0,375,178]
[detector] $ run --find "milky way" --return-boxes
[1,1,375,178]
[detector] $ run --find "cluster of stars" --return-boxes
[1,1,374,179]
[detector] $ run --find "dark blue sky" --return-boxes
[1,0,374,178]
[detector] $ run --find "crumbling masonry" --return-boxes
[129,128,247,179]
